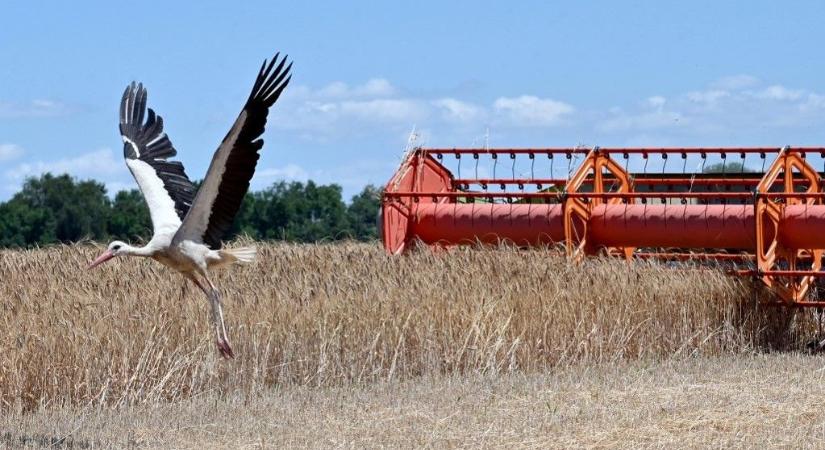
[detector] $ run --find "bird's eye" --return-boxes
[113,245,121,251]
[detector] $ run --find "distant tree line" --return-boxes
[0,173,382,248]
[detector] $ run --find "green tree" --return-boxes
[287,181,350,241]
[241,187,288,240]
[108,189,152,242]
[226,192,260,240]
[0,172,386,247]
[702,161,754,173]
[347,184,381,241]
[0,174,110,246]
[0,199,55,247]
[241,181,350,242]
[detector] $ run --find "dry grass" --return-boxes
[0,242,816,413]
[4,354,825,448]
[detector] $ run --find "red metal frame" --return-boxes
[382,146,825,306]
[562,148,635,260]
[754,147,824,301]
[421,147,825,155]
[452,177,813,187]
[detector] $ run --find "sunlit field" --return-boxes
[1,242,823,447]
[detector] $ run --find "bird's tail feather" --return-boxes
[222,246,257,264]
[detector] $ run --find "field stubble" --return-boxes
[0,242,816,412]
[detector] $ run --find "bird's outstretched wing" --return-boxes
[120,82,197,237]
[174,53,292,249]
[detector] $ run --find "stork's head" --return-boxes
[88,241,129,269]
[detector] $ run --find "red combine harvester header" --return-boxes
[381,146,825,306]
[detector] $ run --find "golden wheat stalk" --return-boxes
[0,242,813,410]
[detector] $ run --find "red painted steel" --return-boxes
[381,147,825,305]
[422,148,590,155]
[452,177,814,187]
[452,178,568,186]
[636,252,754,261]
[780,205,825,249]
[412,203,565,247]
[422,147,825,156]
[402,203,825,252]
[589,204,757,249]
[385,191,754,200]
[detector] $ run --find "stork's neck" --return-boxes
[122,243,157,257]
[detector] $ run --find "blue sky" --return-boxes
[3,1,825,200]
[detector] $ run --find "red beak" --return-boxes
[88,250,115,269]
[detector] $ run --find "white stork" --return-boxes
[88,53,292,359]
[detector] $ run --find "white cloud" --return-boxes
[2,148,131,196]
[599,109,684,132]
[492,95,574,127]
[599,95,684,132]
[432,98,485,123]
[711,74,760,90]
[312,159,397,190]
[272,78,430,138]
[315,78,396,99]
[753,85,804,101]
[315,81,350,98]
[0,144,23,162]
[620,134,680,148]
[0,99,71,118]
[276,77,578,138]
[355,79,395,97]
[5,148,122,181]
[801,93,825,111]
[271,73,825,148]
[10,73,825,201]
[646,96,667,108]
[686,89,730,105]
[339,99,428,122]
[597,75,825,135]
[257,163,309,181]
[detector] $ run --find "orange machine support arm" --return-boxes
[563,147,635,261]
[755,146,823,301]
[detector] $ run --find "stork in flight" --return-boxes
[88,54,292,359]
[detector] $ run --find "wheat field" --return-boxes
[0,242,812,408]
[0,242,822,447]
[6,355,825,448]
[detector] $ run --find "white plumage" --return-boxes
[89,54,292,359]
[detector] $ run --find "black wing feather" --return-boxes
[193,54,292,248]
[120,82,197,220]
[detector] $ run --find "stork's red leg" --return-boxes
[216,337,235,359]
[185,272,234,359]
[205,277,234,360]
